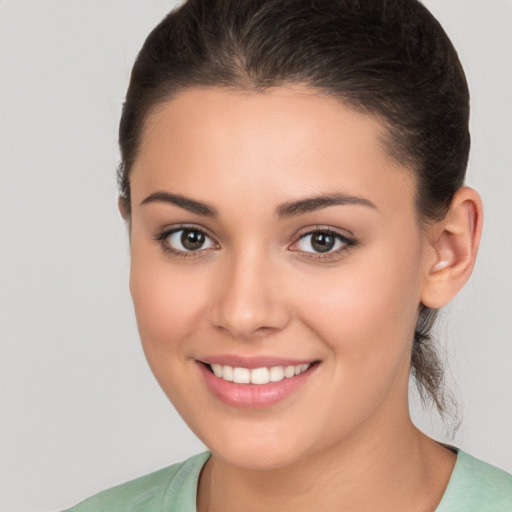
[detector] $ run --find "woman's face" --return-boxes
[128,86,432,469]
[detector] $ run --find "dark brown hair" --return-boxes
[118,0,470,416]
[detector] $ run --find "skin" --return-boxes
[125,86,482,512]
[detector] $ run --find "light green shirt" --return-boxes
[64,449,512,511]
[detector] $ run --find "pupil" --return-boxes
[312,232,335,253]
[181,229,205,250]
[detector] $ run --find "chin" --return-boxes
[211,443,305,471]
[193,419,317,471]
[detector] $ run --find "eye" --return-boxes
[157,227,217,254]
[290,229,355,255]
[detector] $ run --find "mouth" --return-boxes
[196,359,319,408]
[204,362,312,384]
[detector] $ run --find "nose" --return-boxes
[207,248,290,340]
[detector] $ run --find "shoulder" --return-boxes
[62,452,210,512]
[437,449,512,512]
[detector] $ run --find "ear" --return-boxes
[421,187,483,309]
[118,196,131,221]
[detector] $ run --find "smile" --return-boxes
[209,363,311,384]
[197,359,318,408]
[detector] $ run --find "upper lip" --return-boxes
[198,355,317,369]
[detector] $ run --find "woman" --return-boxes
[65,0,512,510]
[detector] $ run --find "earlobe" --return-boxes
[421,187,483,309]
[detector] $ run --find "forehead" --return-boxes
[130,86,415,215]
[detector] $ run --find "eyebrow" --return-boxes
[140,191,218,216]
[140,190,376,218]
[275,193,377,218]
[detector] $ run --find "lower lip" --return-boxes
[197,362,317,408]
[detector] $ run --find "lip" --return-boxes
[196,357,318,408]
[199,354,315,369]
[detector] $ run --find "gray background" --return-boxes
[1,1,511,511]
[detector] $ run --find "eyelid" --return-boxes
[154,223,220,257]
[288,226,357,258]
[153,223,356,260]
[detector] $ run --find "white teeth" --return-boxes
[269,366,285,382]
[250,367,270,385]
[211,364,223,378]
[223,365,234,382]
[284,365,295,378]
[233,367,250,384]
[209,363,311,384]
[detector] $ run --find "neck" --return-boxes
[197,417,455,512]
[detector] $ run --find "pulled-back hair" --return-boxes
[118,0,470,416]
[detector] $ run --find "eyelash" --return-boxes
[153,225,357,261]
[290,227,357,260]
[153,224,218,259]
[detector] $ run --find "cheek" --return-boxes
[128,255,214,419]
[283,244,425,440]
[296,241,423,372]
[129,249,207,363]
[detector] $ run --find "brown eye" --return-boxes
[164,228,216,252]
[181,229,206,250]
[292,229,353,255]
[310,232,336,253]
